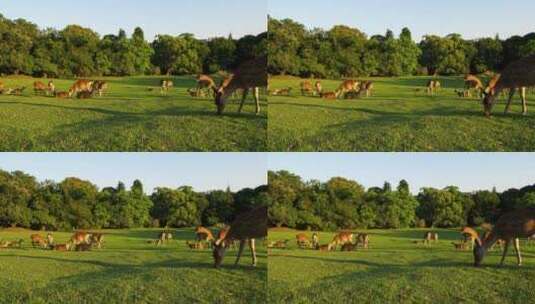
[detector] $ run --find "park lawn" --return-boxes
[0,228,267,304]
[0,76,267,152]
[268,228,535,304]
[268,75,535,151]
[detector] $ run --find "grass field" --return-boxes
[268,228,535,304]
[0,228,266,304]
[0,76,267,151]
[268,76,535,151]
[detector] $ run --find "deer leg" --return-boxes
[238,89,249,113]
[504,88,516,114]
[521,87,527,115]
[513,238,522,266]
[254,87,260,114]
[234,240,246,266]
[249,239,257,267]
[500,240,510,266]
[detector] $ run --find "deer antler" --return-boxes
[461,227,481,245]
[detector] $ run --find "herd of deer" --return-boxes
[269,231,369,252]
[24,231,104,251]
[270,79,374,100]
[0,79,108,99]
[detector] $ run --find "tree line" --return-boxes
[0,169,267,231]
[268,170,535,231]
[0,14,266,78]
[268,17,535,78]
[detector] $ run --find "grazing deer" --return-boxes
[34,81,48,95]
[300,80,314,96]
[196,74,216,96]
[212,206,267,268]
[70,80,93,95]
[482,54,535,117]
[160,80,173,95]
[360,81,374,97]
[296,233,312,249]
[0,239,24,248]
[330,231,354,251]
[467,208,535,267]
[270,87,292,96]
[311,233,319,249]
[314,81,322,96]
[338,80,360,97]
[424,231,439,245]
[7,87,26,95]
[268,239,289,249]
[427,80,441,95]
[71,232,91,246]
[30,234,47,248]
[464,74,484,98]
[91,81,108,97]
[356,233,369,249]
[90,233,104,249]
[213,56,267,115]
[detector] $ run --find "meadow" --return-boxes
[268,76,535,151]
[268,228,535,304]
[0,228,267,304]
[0,76,267,152]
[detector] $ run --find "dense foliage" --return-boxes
[268,170,535,231]
[0,14,266,77]
[0,169,266,230]
[268,17,535,78]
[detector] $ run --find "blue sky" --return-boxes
[0,153,267,193]
[1,0,267,40]
[268,153,535,193]
[269,0,535,41]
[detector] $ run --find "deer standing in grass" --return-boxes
[337,80,360,98]
[34,81,48,95]
[465,209,535,267]
[330,231,354,251]
[212,206,267,268]
[482,54,535,117]
[213,56,267,115]
[427,80,441,95]
[296,233,311,248]
[424,231,439,245]
[300,80,314,96]
[70,80,93,96]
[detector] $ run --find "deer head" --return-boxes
[482,74,501,117]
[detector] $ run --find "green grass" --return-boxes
[268,75,535,151]
[0,76,267,151]
[0,228,266,304]
[268,228,535,304]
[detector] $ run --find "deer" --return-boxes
[296,233,312,249]
[464,74,484,98]
[160,80,173,95]
[0,239,24,248]
[300,80,314,96]
[466,208,535,267]
[270,87,292,96]
[213,56,267,115]
[186,240,205,249]
[427,80,441,95]
[311,233,319,249]
[360,81,374,97]
[356,233,369,249]
[52,243,71,251]
[70,231,91,246]
[7,87,26,95]
[30,234,47,248]
[70,80,93,95]
[461,227,478,250]
[196,74,216,97]
[314,81,322,96]
[90,233,104,249]
[482,55,535,117]
[46,233,54,248]
[47,81,55,95]
[156,231,172,245]
[424,231,439,245]
[91,81,108,97]
[196,226,215,243]
[212,206,267,268]
[34,81,48,95]
[452,242,467,251]
[330,231,354,251]
[338,80,360,98]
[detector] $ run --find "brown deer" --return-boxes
[319,91,340,99]
[70,231,91,246]
[482,54,535,117]
[300,80,314,96]
[311,233,319,249]
[213,56,267,115]
[464,74,484,98]
[55,90,72,98]
[197,74,216,96]
[296,233,312,248]
[427,80,441,95]
[330,231,354,250]
[212,206,267,268]
[356,233,369,249]
[314,81,322,96]
[360,81,374,97]
[70,80,93,95]
[34,81,48,95]
[90,233,104,249]
[53,244,71,251]
[160,80,173,94]
[92,81,108,97]
[30,234,47,248]
[338,80,360,97]
[270,87,292,96]
[0,239,24,248]
[424,231,439,245]
[47,81,55,95]
[467,209,535,267]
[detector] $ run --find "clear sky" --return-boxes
[0,153,267,193]
[269,0,535,41]
[269,153,535,193]
[1,0,267,40]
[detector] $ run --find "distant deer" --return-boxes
[296,233,312,249]
[160,80,173,95]
[30,234,47,248]
[34,81,48,95]
[330,231,354,251]
[196,226,215,243]
[90,233,104,249]
[70,232,91,246]
[311,233,319,249]
[338,80,360,98]
[319,91,340,99]
[424,231,439,245]
[213,56,267,115]
[360,81,374,97]
[356,233,369,249]
[314,81,322,96]
[300,80,314,96]
[427,80,441,95]
[46,233,54,247]
[464,74,484,98]
[70,80,93,95]
[196,74,216,96]
[53,243,71,251]
[452,242,467,251]
[55,90,72,98]
[270,87,292,96]
[482,54,535,117]
[92,81,108,97]
[466,209,535,267]
[47,81,55,95]
[212,206,267,268]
